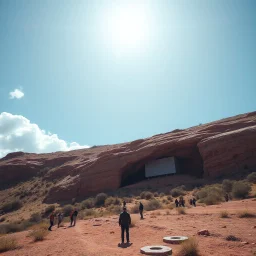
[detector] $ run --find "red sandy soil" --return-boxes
[2,199,256,256]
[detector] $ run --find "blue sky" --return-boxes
[0,0,256,156]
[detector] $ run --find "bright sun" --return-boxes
[101,3,152,56]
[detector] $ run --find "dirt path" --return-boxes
[2,199,256,256]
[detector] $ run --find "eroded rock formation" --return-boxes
[1,111,256,202]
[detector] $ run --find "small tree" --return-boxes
[232,181,251,199]
[95,193,108,207]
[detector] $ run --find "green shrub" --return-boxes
[122,197,133,203]
[159,192,165,197]
[84,209,96,217]
[170,187,185,197]
[106,205,122,214]
[1,200,22,213]
[140,191,154,200]
[237,210,255,218]
[177,238,199,256]
[44,205,55,216]
[104,197,120,207]
[0,220,33,234]
[145,199,162,211]
[247,172,256,183]
[0,236,18,253]
[81,198,95,209]
[232,181,251,199]
[222,180,234,193]
[196,185,224,205]
[95,193,108,207]
[62,205,73,217]
[153,192,159,197]
[29,213,42,223]
[167,195,173,201]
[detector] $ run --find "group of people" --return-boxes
[175,197,196,207]
[48,209,79,231]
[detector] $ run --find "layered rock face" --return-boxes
[0,111,256,203]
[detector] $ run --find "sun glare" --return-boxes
[101,3,153,56]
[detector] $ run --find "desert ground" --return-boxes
[1,198,256,256]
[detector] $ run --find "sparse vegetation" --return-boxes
[0,200,23,213]
[220,210,229,218]
[170,187,185,197]
[81,198,95,209]
[231,181,251,199]
[130,204,139,214]
[95,193,108,207]
[140,191,154,200]
[145,199,162,211]
[0,220,33,234]
[196,184,224,205]
[62,204,73,217]
[104,197,120,207]
[226,235,241,241]
[44,205,55,216]
[237,210,255,218]
[159,192,165,197]
[29,213,42,223]
[222,179,234,193]
[30,228,48,242]
[167,195,173,201]
[106,205,122,214]
[153,192,159,197]
[0,236,18,253]
[177,238,199,256]
[247,172,256,183]
[176,207,186,215]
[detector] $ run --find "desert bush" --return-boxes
[196,185,224,205]
[29,213,42,223]
[153,192,159,197]
[62,205,73,217]
[122,197,133,203]
[84,209,96,217]
[0,217,6,223]
[95,193,108,207]
[44,205,55,216]
[130,205,139,214]
[170,187,185,197]
[105,197,120,207]
[1,200,22,213]
[237,210,255,218]
[159,192,165,197]
[177,238,199,256]
[220,210,229,218]
[162,199,167,204]
[106,205,122,214]
[140,191,154,200]
[176,207,186,215]
[81,198,95,209]
[222,179,234,193]
[145,199,162,211]
[30,229,48,242]
[226,235,240,241]
[0,220,33,234]
[232,181,251,199]
[247,172,256,183]
[167,195,173,201]
[0,236,18,253]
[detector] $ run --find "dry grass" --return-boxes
[237,210,255,218]
[177,238,199,256]
[220,210,229,218]
[176,207,186,215]
[29,228,48,242]
[0,236,18,252]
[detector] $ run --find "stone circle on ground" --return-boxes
[140,245,172,255]
[163,236,188,244]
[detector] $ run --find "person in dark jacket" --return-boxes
[175,199,179,207]
[119,207,131,244]
[139,202,144,219]
[71,209,78,226]
[48,212,55,231]
[192,198,196,207]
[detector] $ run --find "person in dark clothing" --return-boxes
[119,207,131,244]
[192,198,196,207]
[123,201,126,208]
[182,198,185,207]
[57,212,63,228]
[189,199,193,206]
[225,193,229,202]
[139,202,144,219]
[175,199,179,207]
[71,209,78,226]
[48,212,55,231]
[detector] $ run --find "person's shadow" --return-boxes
[118,242,133,248]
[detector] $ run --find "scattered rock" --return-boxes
[110,231,114,234]
[222,226,227,228]
[241,241,249,245]
[198,229,210,236]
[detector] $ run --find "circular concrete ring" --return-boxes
[163,236,188,244]
[140,245,172,255]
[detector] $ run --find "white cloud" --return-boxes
[9,89,24,99]
[0,112,90,158]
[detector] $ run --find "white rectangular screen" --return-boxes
[145,157,176,178]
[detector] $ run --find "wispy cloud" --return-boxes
[9,89,24,99]
[0,112,90,158]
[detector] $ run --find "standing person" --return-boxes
[192,198,196,207]
[48,211,55,231]
[175,198,179,207]
[70,209,74,226]
[57,212,63,228]
[139,202,144,219]
[119,207,131,244]
[189,198,193,206]
[123,200,126,208]
[72,209,78,226]
[225,193,229,202]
